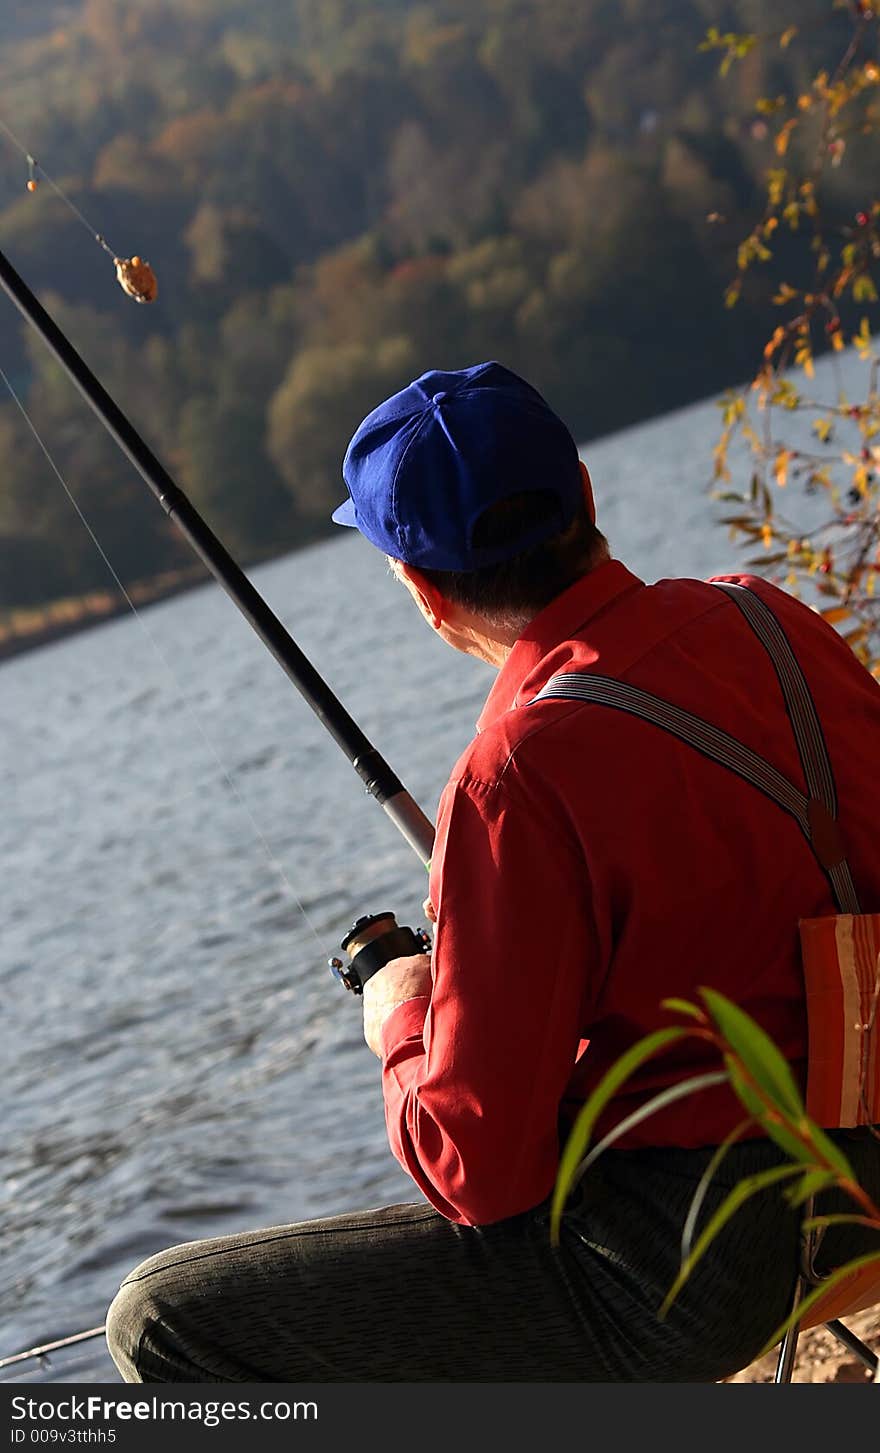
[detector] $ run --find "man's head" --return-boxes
[333,362,608,661]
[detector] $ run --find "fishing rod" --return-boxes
[0,245,436,1374]
[0,141,439,1375]
[0,1326,107,1372]
[0,246,434,871]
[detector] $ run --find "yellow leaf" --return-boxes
[843,626,869,647]
[853,274,879,305]
[820,606,850,625]
[772,283,797,305]
[854,465,871,495]
[756,95,786,115]
[774,450,790,487]
[854,317,873,359]
[780,26,797,49]
[831,330,845,352]
[783,201,800,230]
[766,169,787,207]
[764,325,786,358]
[761,523,773,549]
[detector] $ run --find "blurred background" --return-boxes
[1,0,873,611]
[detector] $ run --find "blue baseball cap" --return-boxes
[332,361,583,570]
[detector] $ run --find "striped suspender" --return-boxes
[533,583,861,915]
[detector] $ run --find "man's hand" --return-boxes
[362,953,432,1057]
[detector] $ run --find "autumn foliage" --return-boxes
[706,5,880,677]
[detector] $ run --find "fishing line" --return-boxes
[0,367,331,1370]
[0,363,327,955]
[0,128,432,1372]
[0,113,117,256]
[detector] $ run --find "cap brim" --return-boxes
[331,497,358,527]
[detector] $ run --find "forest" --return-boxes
[0,0,875,607]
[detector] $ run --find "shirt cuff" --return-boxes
[379,995,430,1062]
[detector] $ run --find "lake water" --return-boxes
[0,350,867,1380]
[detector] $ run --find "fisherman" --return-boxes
[106,361,880,1382]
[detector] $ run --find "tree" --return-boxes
[266,336,416,522]
[705,6,880,677]
[179,391,295,554]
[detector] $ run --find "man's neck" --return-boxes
[437,610,530,668]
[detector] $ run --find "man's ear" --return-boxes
[579,460,597,524]
[397,562,446,629]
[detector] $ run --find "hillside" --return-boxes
[0,0,875,607]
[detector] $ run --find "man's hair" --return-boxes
[408,490,608,623]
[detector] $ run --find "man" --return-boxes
[107,361,880,1382]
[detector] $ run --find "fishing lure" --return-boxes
[113,254,158,304]
[1,118,158,304]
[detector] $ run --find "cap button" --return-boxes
[432,390,448,406]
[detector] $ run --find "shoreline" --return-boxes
[0,567,208,665]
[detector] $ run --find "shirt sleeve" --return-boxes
[378,757,597,1226]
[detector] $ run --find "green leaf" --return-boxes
[550,1027,689,1242]
[783,1168,837,1207]
[681,1118,755,1261]
[659,1164,804,1317]
[725,1059,815,1164]
[660,997,706,1022]
[699,989,804,1118]
[569,1071,728,1184]
[802,1213,880,1233]
[802,1123,856,1181]
[756,1252,880,1358]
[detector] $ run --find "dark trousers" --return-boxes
[105,1136,880,1383]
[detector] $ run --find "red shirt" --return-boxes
[379,562,880,1226]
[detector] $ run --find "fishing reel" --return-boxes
[328,912,431,995]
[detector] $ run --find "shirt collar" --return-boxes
[476,559,645,732]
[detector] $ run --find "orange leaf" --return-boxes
[775,118,797,156]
